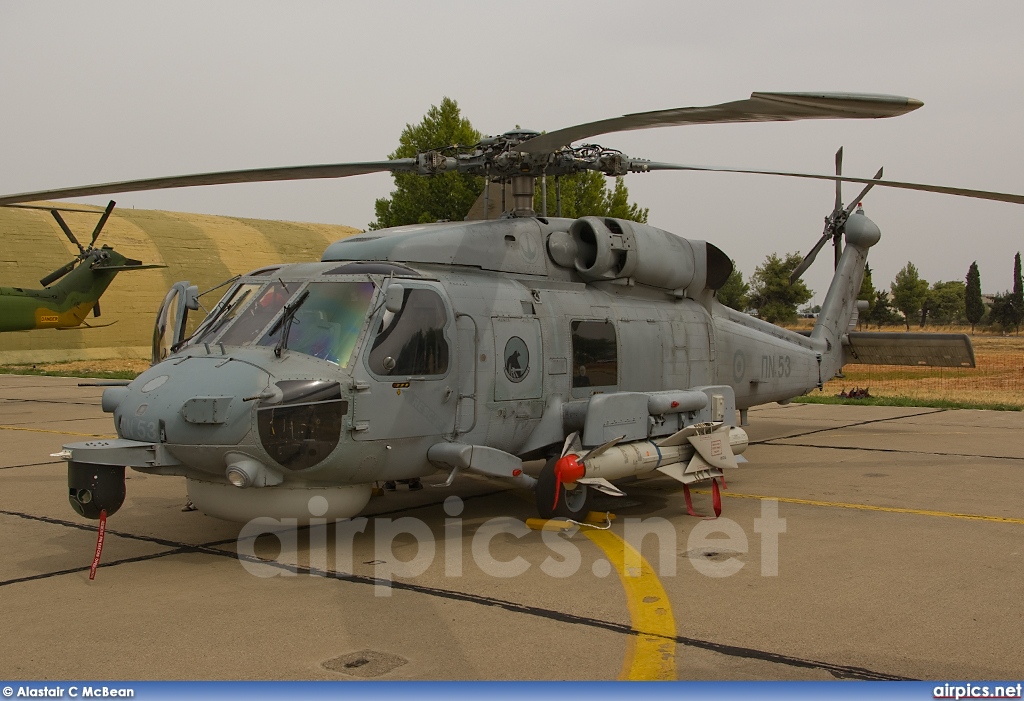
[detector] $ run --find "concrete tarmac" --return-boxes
[1,374,1022,681]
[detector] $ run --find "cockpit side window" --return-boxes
[571,320,618,394]
[368,288,450,376]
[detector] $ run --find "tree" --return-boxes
[370,97,483,230]
[891,262,929,330]
[534,172,648,222]
[922,280,966,326]
[989,291,1018,332]
[748,252,813,324]
[716,260,749,311]
[965,261,984,334]
[1013,252,1023,334]
[866,290,900,328]
[371,98,648,229]
[857,263,876,329]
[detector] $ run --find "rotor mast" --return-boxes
[510,175,535,216]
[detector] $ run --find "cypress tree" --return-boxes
[1013,252,1023,334]
[965,261,984,335]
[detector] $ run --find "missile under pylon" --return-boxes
[558,423,748,493]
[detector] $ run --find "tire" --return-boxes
[535,456,592,520]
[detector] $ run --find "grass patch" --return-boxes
[793,394,1023,412]
[0,359,147,381]
[0,365,141,381]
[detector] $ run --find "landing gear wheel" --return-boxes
[535,456,592,520]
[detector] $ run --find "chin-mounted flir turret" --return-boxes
[68,462,126,519]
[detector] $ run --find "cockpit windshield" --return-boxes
[217,280,293,347]
[184,278,375,366]
[191,282,266,346]
[214,278,296,343]
[257,281,375,366]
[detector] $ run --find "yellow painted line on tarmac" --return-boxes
[0,424,115,438]
[583,528,677,680]
[692,489,1024,525]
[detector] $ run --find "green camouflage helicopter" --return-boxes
[0,200,163,332]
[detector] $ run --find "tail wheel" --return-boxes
[536,456,592,519]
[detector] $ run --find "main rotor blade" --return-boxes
[643,162,1024,205]
[789,231,831,284]
[0,160,417,207]
[5,203,110,213]
[50,210,85,253]
[516,92,923,154]
[845,167,884,215]
[89,200,117,247]
[92,263,167,272]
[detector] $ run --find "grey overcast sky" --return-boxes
[2,1,1023,301]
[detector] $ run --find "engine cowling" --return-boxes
[547,216,732,293]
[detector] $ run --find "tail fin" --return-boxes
[810,208,880,380]
[43,250,126,322]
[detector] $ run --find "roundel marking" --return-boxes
[733,350,746,383]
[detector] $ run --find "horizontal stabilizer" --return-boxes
[844,332,975,367]
[57,320,118,330]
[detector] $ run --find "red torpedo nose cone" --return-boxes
[554,455,585,483]
[551,454,588,511]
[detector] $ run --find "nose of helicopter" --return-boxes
[111,354,271,461]
[71,350,368,523]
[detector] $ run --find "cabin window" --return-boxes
[257,281,375,366]
[368,288,449,376]
[571,320,618,392]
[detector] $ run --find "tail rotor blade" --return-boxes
[845,167,884,215]
[50,210,85,253]
[834,146,843,212]
[790,231,830,283]
[93,301,101,318]
[89,200,116,247]
[40,260,77,287]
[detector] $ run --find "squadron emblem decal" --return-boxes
[503,336,530,383]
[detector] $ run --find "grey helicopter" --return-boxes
[0,91,1012,528]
